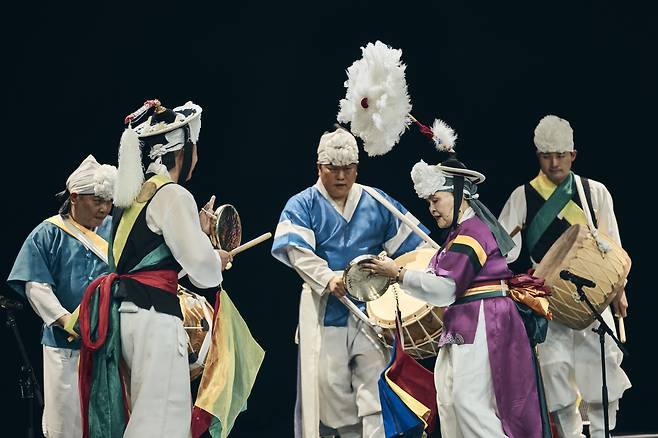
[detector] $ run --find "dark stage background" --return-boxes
[3,1,656,436]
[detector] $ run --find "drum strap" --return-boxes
[574,175,611,254]
[580,178,598,229]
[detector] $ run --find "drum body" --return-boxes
[367,248,443,359]
[533,224,631,330]
[178,286,215,380]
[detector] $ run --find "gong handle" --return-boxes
[337,295,383,336]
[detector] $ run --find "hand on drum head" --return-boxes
[217,249,233,271]
[327,276,347,298]
[199,195,217,236]
[612,288,628,318]
[361,257,399,280]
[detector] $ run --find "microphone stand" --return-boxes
[574,281,629,438]
[2,305,43,438]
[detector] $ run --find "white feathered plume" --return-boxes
[337,41,412,156]
[114,127,144,208]
[430,119,457,152]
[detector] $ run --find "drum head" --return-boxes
[343,254,391,302]
[178,285,215,380]
[214,204,242,251]
[368,248,438,327]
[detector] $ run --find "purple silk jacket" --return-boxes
[429,215,543,438]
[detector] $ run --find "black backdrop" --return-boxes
[3,1,656,436]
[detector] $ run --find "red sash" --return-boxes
[78,269,178,438]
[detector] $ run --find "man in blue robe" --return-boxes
[272,128,429,438]
[7,155,116,438]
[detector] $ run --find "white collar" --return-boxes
[146,162,171,177]
[314,179,362,222]
[458,206,475,224]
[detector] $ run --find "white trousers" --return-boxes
[42,346,82,438]
[435,301,507,438]
[552,400,619,438]
[119,301,192,438]
[538,307,631,437]
[318,315,387,437]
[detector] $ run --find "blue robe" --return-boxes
[7,216,112,349]
[272,183,427,326]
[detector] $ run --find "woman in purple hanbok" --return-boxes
[365,153,547,438]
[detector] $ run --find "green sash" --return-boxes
[526,172,586,255]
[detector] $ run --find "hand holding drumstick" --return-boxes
[612,288,628,343]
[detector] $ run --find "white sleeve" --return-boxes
[286,246,335,295]
[498,186,527,263]
[146,184,223,289]
[400,270,456,307]
[592,183,622,246]
[25,282,69,326]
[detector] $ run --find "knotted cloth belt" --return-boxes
[78,269,178,438]
[454,281,509,305]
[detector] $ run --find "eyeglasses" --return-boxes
[322,164,357,174]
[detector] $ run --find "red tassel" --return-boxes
[124,99,160,125]
[412,118,435,141]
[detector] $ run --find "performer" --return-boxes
[365,153,547,438]
[78,100,232,438]
[498,115,631,438]
[271,127,428,438]
[7,155,116,438]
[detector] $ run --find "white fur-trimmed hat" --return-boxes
[317,128,359,166]
[534,115,574,153]
[410,158,484,199]
[66,154,117,200]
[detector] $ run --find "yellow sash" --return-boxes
[112,174,172,265]
[46,215,109,259]
[529,173,587,226]
[46,214,109,341]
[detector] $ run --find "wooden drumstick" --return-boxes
[617,316,626,343]
[224,232,273,270]
[229,232,273,257]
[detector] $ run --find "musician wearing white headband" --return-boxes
[498,115,631,438]
[7,154,116,438]
[272,127,428,438]
[76,100,231,438]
